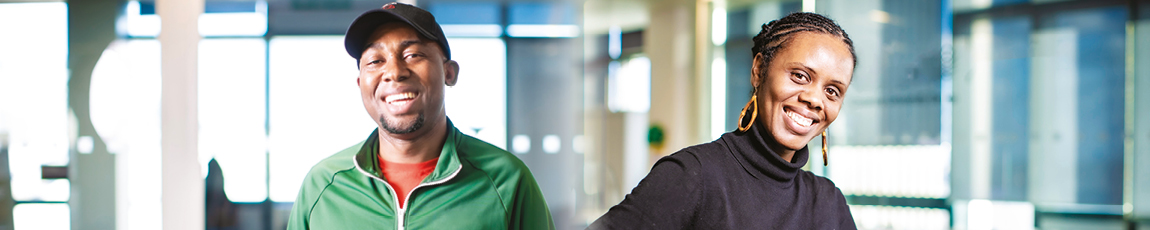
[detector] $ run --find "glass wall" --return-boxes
[579,0,1148,229]
[716,0,1143,229]
[198,38,268,203]
[266,35,370,202]
[0,2,71,230]
[93,39,162,230]
[7,0,1148,229]
[951,0,1133,228]
[725,0,953,228]
[108,1,544,229]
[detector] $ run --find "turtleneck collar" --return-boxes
[723,121,810,183]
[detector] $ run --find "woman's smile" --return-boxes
[782,106,817,135]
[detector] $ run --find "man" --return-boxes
[287,2,554,229]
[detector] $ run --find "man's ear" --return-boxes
[750,53,765,88]
[444,60,460,86]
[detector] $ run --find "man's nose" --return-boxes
[381,58,410,83]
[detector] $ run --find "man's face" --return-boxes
[357,22,457,137]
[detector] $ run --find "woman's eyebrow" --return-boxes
[789,62,819,77]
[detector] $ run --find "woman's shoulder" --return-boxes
[649,139,743,181]
[667,138,735,163]
[799,171,854,221]
[798,170,848,196]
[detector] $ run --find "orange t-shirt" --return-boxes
[379,156,438,209]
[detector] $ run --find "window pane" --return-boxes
[198,1,268,37]
[13,203,69,230]
[0,2,70,202]
[267,37,511,201]
[1033,5,1128,205]
[950,0,1129,218]
[198,38,268,202]
[90,39,162,230]
[268,36,374,202]
[444,38,507,149]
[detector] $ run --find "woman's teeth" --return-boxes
[787,110,813,127]
[385,92,416,103]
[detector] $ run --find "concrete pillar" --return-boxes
[66,0,121,229]
[645,0,708,159]
[1128,0,1150,222]
[157,0,204,229]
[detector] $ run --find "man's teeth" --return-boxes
[385,92,416,103]
[787,111,813,127]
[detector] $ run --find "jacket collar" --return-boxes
[354,118,464,184]
[724,121,809,184]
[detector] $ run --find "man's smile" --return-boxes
[381,90,420,114]
[384,91,418,104]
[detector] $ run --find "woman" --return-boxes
[588,12,857,229]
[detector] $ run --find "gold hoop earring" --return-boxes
[821,130,828,166]
[737,93,758,132]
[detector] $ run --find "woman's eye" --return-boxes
[792,72,810,83]
[825,87,840,97]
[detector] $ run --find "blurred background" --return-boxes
[0,0,1148,229]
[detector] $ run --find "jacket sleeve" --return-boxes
[509,168,555,230]
[287,167,328,230]
[586,151,703,230]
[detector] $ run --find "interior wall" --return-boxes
[507,37,584,229]
[66,0,121,229]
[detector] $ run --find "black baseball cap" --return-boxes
[344,2,451,64]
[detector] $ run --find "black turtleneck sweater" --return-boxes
[587,123,856,230]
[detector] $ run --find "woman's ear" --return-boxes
[750,53,765,88]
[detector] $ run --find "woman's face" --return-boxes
[751,32,854,152]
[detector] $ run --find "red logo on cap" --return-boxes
[382,2,397,9]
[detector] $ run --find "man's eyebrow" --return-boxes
[364,39,423,51]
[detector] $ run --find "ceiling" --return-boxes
[581,0,798,35]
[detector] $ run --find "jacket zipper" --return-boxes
[354,157,462,230]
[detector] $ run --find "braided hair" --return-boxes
[751,12,856,81]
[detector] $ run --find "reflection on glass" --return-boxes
[198,38,268,202]
[268,36,374,202]
[828,145,951,198]
[13,203,69,230]
[607,56,651,113]
[125,1,160,37]
[91,39,162,230]
[443,38,507,149]
[950,2,1132,229]
[0,2,70,204]
[718,1,952,229]
[849,205,949,230]
[268,36,513,201]
[198,1,268,37]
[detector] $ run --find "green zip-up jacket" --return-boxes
[287,120,554,230]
